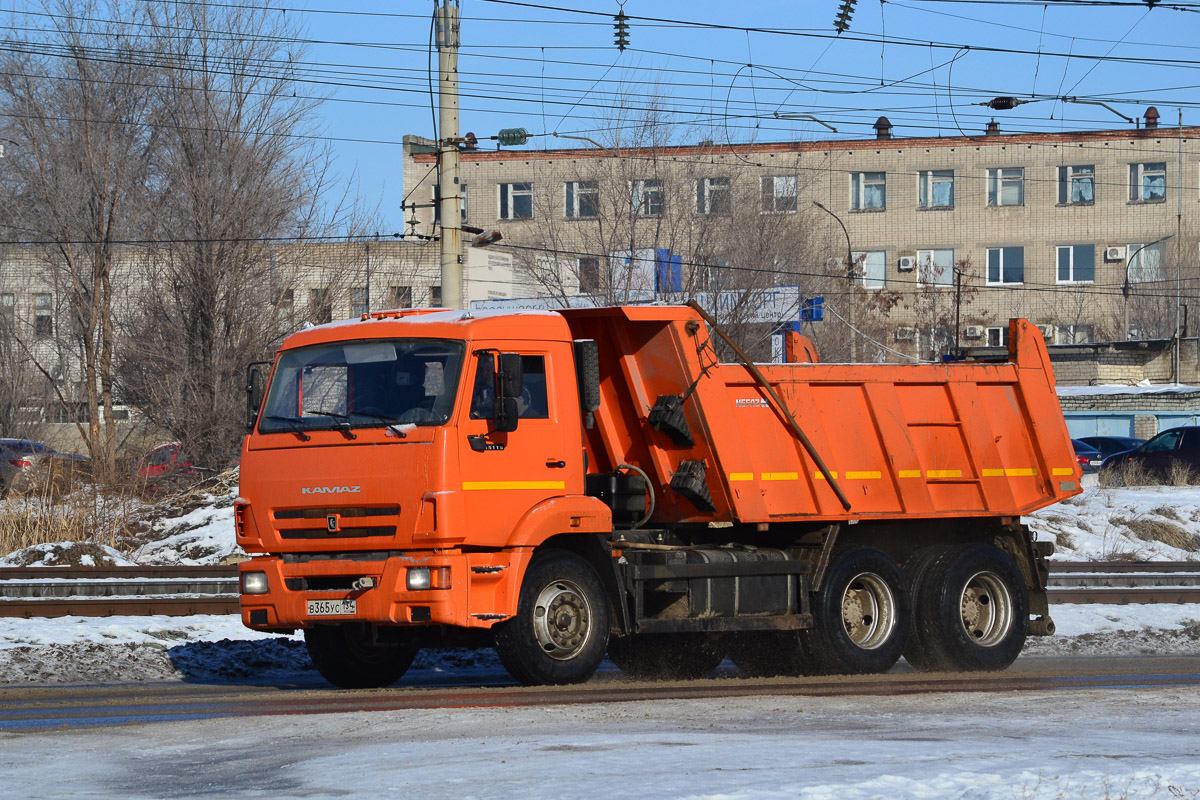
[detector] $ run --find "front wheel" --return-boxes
[494,551,610,686]
[304,623,418,689]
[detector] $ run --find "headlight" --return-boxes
[406,567,431,590]
[240,571,269,595]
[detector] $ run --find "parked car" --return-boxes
[1070,439,1105,473]
[1076,435,1147,461]
[134,442,204,488]
[1099,426,1200,481]
[0,439,89,497]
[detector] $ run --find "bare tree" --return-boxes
[0,0,157,477]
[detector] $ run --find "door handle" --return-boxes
[545,459,567,468]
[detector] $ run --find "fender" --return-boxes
[503,494,613,550]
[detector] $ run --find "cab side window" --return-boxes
[1180,429,1200,451]
[468,354,549,420]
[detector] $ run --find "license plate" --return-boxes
[307,598,357,616]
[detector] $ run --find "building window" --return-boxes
[1,292,13,326]
[761,175,797,213]
[431,286,442,307]
[350,287,369,318]
[987,247,1025,285]
[696,177,730,215]
[1058,165,1094,204]
[391,286,413,308]
[987,168,1024,207]
[33,292,52,336]
[852,250,886,289]
[917,249,954,287]
[565,181,598,218]
[1057,324,1094,345]
[1056,244,1095,283]
[578,257,601,294]
[986,326,1009,347]
[274,288,294,318]
[498,182,533,219]
[1127,242,1165,282]
[918,170,954,209]
[309,288,332,324]
[1129,162,1166,202]
[631,179,663,216]
[850,171,886,210]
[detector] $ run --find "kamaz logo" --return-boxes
[301,486,362,495]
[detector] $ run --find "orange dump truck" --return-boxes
[236,304,1079,687]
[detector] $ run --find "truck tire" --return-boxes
[727,631,818,678]
[304,623,418,689]
[805,546,909,675]
[493,551,610,686]
[900,546,949,671]
[909,544,1028,672]
[608,634,725,681]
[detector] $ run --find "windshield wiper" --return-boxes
[262,415,311,441]
[309,410,358,440]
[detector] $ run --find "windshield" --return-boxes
[258,338,466,434]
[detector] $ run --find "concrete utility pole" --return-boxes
[436,0,462,309]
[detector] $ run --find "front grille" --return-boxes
[286,576,366,592]
[275,506,399,520]
[280,526,396,540]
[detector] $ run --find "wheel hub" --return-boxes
[959,570,1014,646]
[532,580,592,660]
[840,573,896,650]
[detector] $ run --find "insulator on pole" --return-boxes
[833,0,857,33]
[613,9,630,52]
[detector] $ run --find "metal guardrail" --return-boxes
[0,562,1197,618]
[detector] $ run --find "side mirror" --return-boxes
[493,353,523,433]
[246,362,270,431]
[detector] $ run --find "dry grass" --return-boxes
[1168,460,1200,486]
[1098,459,1154,488]
[0,481,149,557]
[1110,514,1200,552]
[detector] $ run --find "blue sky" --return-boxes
[217,1,1200,227]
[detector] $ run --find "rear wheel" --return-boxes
[304,623,418,689]
[608,634,726,681]
[804,547,909,675]
[909,544,1028,672]
[494,551,610,686]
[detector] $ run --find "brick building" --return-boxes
[403,109,1200,361]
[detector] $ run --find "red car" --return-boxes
[135,442,201,486]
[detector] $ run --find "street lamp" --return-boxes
[813,201,857,362]
[1123,235,1174,340]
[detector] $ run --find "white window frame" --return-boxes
[987,246,1025,285]
[577,256,601,294]
[852,250,886,290]
[1057,324,1094,345]
[1057,165,1094,205]
[33,291,53,336]
[1127,242,1166,283]
[986,326,1009,347]
[917,170,954,209]
[564,180,598,219]
[1129,162,1166,202]
[631,178,664,217]
[498,182,533,220]
[987,167,1024,207]
[696,176,730,215]
[350,287,369,318]
[761,175,797,214]
[1056,244,1095,284]
[916,249,954,288]
[850,171,886,211]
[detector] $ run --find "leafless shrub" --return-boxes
[0,483,145,556]
[1099,459,1154,488]
[1168,460,1199,486]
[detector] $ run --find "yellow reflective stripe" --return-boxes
[982,468,1004,477]
[1005,468,1037,477]
[1052,467,1075,476]
[761,472,799,481]
[845,471,881,480]
[729,472,754,482]
[898,469,922,478]
[814,471,838,480]
[462,481,566,491]
[926,470,962,478]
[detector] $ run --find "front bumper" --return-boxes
[238,550,527,631]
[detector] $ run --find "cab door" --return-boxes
[457,343,582,549]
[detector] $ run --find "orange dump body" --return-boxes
[561,306,1081,524]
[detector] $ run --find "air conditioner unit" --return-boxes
[1036,324,1053,340]
[1104,246,1127,263]
[964,325,985,339]
[897,256,916,271]
[894,327,916,342]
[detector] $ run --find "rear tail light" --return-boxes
[8,459,31,468]
[1076,455,1088,466]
